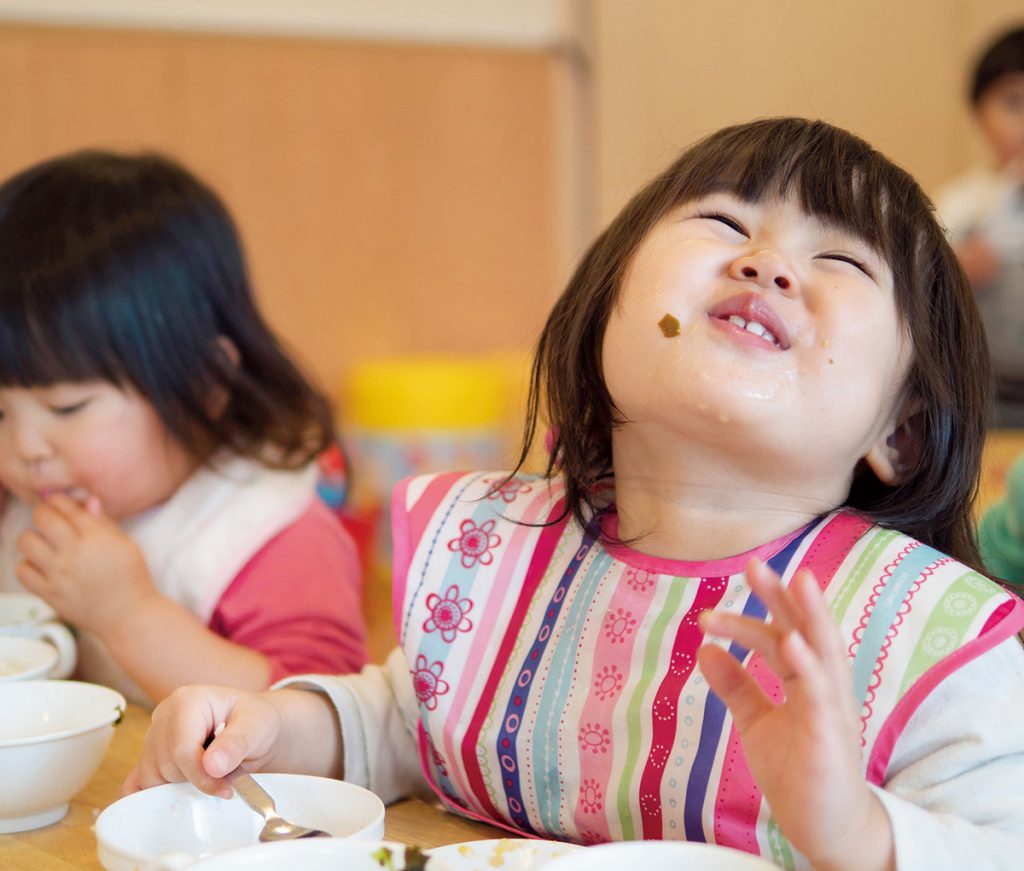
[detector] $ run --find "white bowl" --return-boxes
[544,841,778,871]
[428,838,583,870]
[0,590,57,625]
[0,636,59,681]
[0,680,126,833]
[96,773,386,871]
[191,839,438,871]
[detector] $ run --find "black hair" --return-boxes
[0,150,334,468]
[970,24,1024,104]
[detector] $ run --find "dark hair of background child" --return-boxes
[511,117,991,572]
[970,24,1024,104]
[0,150,334,469]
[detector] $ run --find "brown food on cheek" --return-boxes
[658,313,681,338]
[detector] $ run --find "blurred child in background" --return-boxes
[0,151,367,706]
[937,24,1024,426]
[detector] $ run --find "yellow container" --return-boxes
[343,355,523,574]
[347,357,511,431]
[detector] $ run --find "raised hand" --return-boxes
[697,559,893,871]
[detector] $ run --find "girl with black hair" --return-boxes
[130,120,1024,869]
[0,151,367,706]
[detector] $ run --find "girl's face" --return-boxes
[602,191,911,487]
[0,381,198,520]
[976,71,1024,168]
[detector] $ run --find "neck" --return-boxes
[610,432,849,561]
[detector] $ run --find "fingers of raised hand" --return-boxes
[742,560,844,664]
[701,560,848,703]
[744,559,826,638]
[700,609,794,677]
[787,567,848,667]
[696,643,775,731]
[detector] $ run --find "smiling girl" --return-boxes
[130,119,1024,870]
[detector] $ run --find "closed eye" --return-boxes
[818,253,875,280]
[697,212,749,237]
[49,400,89,416]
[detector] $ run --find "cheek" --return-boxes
[61,416,164,489]
[63,439,135,491]
[812,320,908,406]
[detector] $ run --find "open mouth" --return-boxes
[708,292,791,350]
[722,314,780,347]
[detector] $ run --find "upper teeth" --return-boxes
[727,315,778,346]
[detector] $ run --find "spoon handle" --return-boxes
[203,723,278,822]
[223,765,278,822]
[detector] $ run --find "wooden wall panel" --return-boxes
[0,24,565,400]
[591,0,1022,222]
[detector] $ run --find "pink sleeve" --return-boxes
[209,500,369,684]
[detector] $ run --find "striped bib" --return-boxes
[392,472,1024,868]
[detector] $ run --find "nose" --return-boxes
[728,249,797,296]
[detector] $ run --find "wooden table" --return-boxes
[0,704,508,870]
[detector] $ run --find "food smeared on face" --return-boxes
[658,313,681,338]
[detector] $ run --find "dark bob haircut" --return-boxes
[513,117,990,570]
[970,24,1024,104]
[0,150,333,468]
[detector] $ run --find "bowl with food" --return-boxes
[427,838,582,871]
[96,773,386,871]
[0,636,59,681]
[189,839,438,870]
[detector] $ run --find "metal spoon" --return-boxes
[223,763,331,842]
[205,723,330,841]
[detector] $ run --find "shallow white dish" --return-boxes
[96,773,386,871]
[544,840,777,870]
[0,680,125,833]
[427,838,583,871]
[191,839,437,871]
[0,635,59,681]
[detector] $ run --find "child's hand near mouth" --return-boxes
[15,492,158,638]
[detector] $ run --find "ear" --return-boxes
[864,400,923,486]
[205,336,240,419]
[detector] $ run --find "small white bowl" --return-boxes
[191,839,438,871]
[544,840,778,871]
[0,680,126,833]
[96,774,386,871]
[0,636,59,681]
[428,838,582,870]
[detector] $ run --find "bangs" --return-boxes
[0,173,219,394]
[0,266,133,389]
[0,233,212,393]
[663,119,927,275]
[0,147,219,393]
